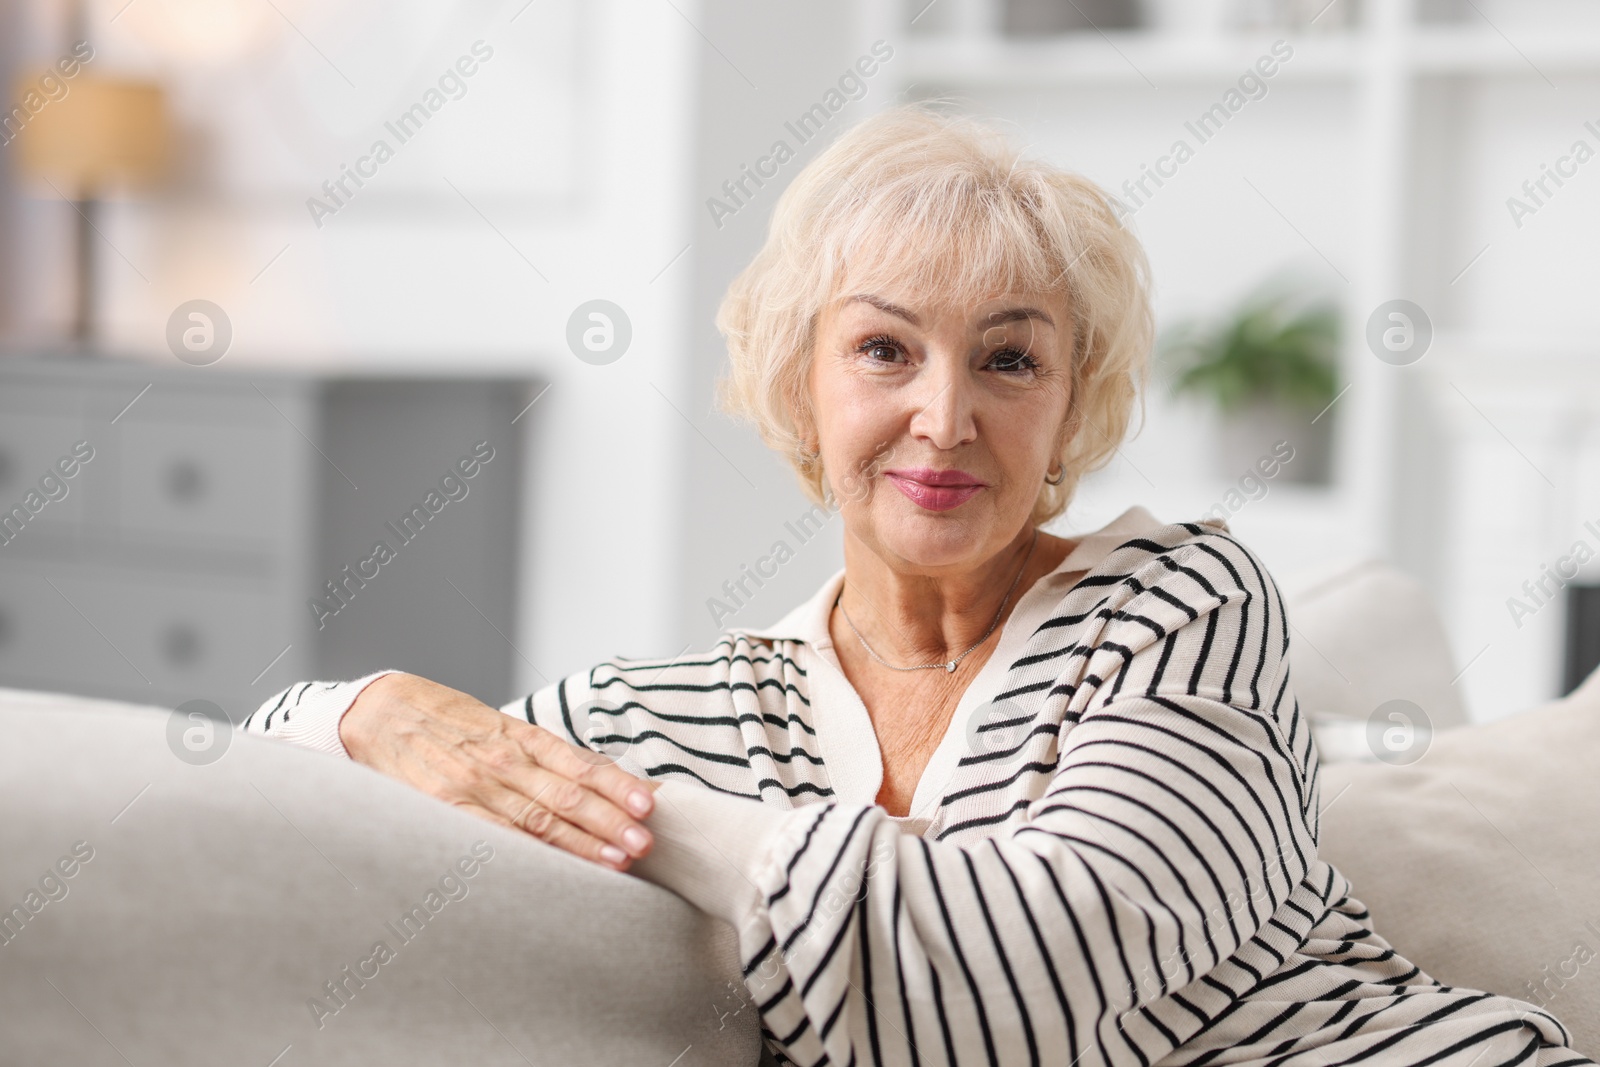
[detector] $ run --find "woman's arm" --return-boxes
[239,672,660,871]
[630,533,1316,1067]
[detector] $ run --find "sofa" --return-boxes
[2,558,1595,1063]
[0,687,764,1066]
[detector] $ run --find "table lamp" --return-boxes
[16,74,170,350]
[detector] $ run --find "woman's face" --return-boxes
[807,284,1075,572]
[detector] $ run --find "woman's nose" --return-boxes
[907,355,977,450]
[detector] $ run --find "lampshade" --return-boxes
[16,76,170,195]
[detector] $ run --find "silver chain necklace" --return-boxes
[837,528,1039,674]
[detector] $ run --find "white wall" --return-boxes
[674,0,872,649]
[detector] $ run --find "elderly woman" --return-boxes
[245,105,1592,1067]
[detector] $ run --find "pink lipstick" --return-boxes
[883,468,986,512]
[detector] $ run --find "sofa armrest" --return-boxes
[0,689,762,1066]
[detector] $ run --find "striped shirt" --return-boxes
[244,506,1594,1067]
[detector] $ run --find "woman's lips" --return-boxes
[883,469,985,512]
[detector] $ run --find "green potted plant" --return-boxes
[1159,282,1340,485]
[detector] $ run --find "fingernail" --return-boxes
[601,845,629,866]
[627,790,652,815]
[624,826,651,853]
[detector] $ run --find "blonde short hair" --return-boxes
[715,102,1153,526]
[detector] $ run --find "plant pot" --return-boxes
[1212,397,1333,486]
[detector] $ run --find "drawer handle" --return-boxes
[165,460,206,504]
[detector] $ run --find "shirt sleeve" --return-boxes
[629,535,1316,1067]
[239,670,405,755]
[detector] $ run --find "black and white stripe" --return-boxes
[246,518,1593,1067]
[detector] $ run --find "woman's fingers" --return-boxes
[418,718,654,867]
[448,797,632,871]
[492,734,654,857]
[506,787,639,870]
[433,768,616,867]
[520,723,657,818]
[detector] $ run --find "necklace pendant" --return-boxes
[946,660,957,673]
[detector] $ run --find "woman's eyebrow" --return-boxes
[845,294,920,324]
[844,295,1055,330]
[982,306,1055,328]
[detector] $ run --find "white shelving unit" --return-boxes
[890,24,1600,87]
[895,32,1366,86]
[853,0,1600,718]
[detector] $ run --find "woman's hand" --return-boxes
[339,673,656,871]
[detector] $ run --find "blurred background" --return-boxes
[0,0,1596,729]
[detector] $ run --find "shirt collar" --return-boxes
[731,504,1170,647]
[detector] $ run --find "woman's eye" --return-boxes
[858,337,904,363]
[988,348,1039,373]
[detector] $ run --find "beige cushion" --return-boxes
[1281,557,1469,727]
[1280,558,1469,763]
[1318,666,1600,1057]
[0,689,761,1066]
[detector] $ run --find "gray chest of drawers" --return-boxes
[0,357,535,722]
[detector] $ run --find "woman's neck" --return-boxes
[836,526,1075,668]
